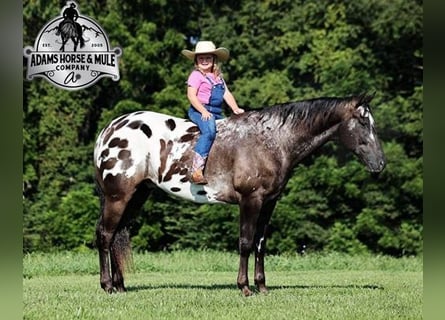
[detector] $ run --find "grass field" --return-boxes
[23,250,422,319]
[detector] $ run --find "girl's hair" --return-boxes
[194,54,223,78]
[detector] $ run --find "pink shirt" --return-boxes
[187,70,224,104]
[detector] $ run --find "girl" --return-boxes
[182,41,244,184]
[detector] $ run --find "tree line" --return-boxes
[23,0,423,256]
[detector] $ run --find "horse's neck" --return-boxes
[289,123,341,165]
[283,104,346,166]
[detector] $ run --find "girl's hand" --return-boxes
[233,108,245,115]
[201,110,213,120]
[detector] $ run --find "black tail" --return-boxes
[94,178,105,250]
[111,227,133,274]
[109,182,152,274]
[75,23,85,48]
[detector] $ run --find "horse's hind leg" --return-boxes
[72,37,78,51]
[96,196,128,293]
[59,38,66,52]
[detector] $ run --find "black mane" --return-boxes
[247,96,359,130]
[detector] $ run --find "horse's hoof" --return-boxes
[115,286,127,293]
[258,286,268,294]
[104,287,114,294]
[101,283,114,294]
[241,286,254,296]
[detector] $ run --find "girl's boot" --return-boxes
[190,152,208,184]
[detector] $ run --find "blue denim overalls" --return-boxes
[188,76,225,157]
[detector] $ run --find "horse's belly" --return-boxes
[156,181,225,204]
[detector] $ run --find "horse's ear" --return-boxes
[356,92,375,107]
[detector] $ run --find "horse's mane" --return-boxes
[246,95,362,131]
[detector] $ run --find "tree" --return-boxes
[23,0,422,255]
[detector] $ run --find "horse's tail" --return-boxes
[111,226,133,274]
[110,183,152,274]
[76,23,85,48]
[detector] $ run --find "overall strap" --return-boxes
[204,75,225,110]
[205,75,224,86]
[205,75,215,85]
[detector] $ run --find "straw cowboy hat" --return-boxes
[181,41,230,62]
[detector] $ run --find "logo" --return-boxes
[23,1,122,90]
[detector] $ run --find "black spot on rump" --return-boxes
[127,121,152,139]
[140,124,152,139]
[100,157,117,172]
[112,114,129,126]
[115,119,129,130]
[170,187,181,192]
[119,139,129,148]
[166,119,176,131]
[158,139,173,183]
[163,162,181,182]
[100,149,110,158]
[178,133,195,143]
[109,137,120,148]
[128,120,142,129]
[109,138,128,148]
[187,126,200,133]
[102,127,115,145]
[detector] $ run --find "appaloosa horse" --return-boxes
[94,94,385,296]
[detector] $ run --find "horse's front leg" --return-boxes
[254,200,277,294]
[237,196,262,296]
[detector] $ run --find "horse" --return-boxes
[93,94,386,296]
[56,19,85,52]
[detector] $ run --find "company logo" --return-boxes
[23,1,122,90]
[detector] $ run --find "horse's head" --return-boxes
[338,94,386,174]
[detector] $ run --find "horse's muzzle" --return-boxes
[369,159,386,178]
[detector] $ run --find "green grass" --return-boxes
[23,250,422,319]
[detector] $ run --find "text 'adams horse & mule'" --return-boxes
[94,94,386,296]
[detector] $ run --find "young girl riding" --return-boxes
[182,41,244,184]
